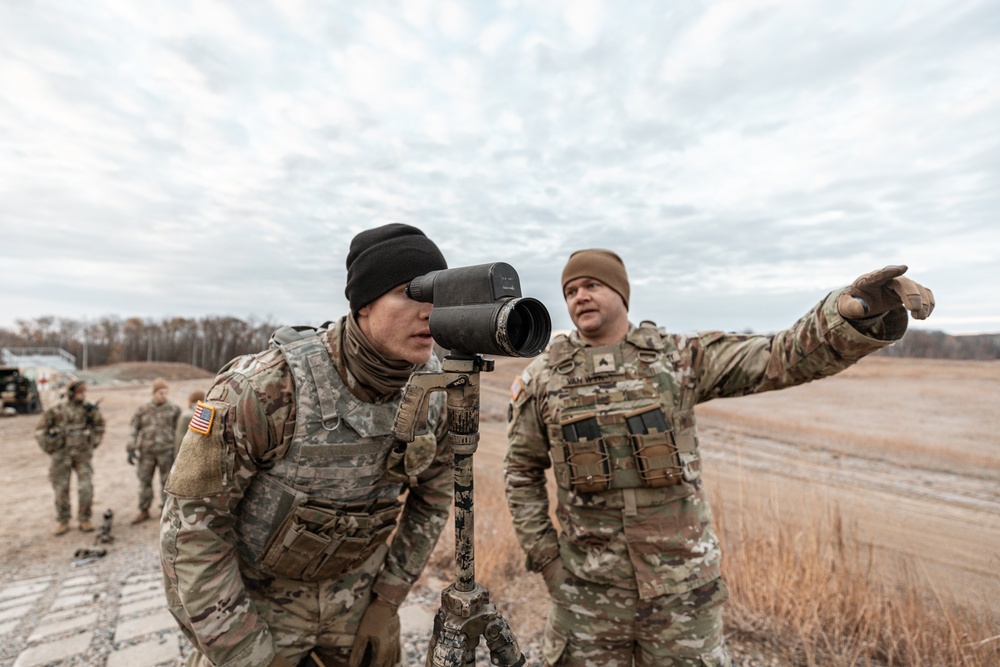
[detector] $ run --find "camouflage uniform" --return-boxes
[160,317,451,666]
[129,398,182,511]
[174,405,196,457]
[505,289,907,666]
[35,397,105,523]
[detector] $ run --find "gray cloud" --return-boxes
[1,0,998,337]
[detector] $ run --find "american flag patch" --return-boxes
[188,401,215,435]
[510,376,523,401]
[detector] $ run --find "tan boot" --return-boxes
[54,521,70,536]
[130,509,150,524]
[79,520,94,532]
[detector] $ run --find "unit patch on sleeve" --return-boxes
[188,401,216,435]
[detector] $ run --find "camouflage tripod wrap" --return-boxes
[395,356,525,667]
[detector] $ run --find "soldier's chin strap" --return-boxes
[394,355,526,667]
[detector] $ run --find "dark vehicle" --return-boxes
[0,366,43,415]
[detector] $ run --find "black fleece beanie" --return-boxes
[345,223,448,314]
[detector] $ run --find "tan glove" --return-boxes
[349,597,401,667]
[541,556,566,597]
[267,654,295,667]
[837,265,935,320]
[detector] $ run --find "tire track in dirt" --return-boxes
[699,423,1000,613]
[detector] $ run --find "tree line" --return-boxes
[0,315,282,373]
[874,329,1000,360]
[2,315,998,373]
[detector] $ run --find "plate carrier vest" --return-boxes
[233,325,443,581]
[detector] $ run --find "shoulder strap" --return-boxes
[275,330,342,428]
[547,333,577,368]
[268,321,335,349]
[625,320,666,352]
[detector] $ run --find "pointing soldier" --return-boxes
[504,251,934,666]
[127,377,182,523]
[35,379,105,535]
[161,223,453,667]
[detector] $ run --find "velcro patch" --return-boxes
[592,352,617,372]
[188,401,215,435]
[510,376,523,401]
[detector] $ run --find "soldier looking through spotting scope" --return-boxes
[504,251,934,666]
[161,223,455,667]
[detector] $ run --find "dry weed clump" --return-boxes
[716,490,1000,666]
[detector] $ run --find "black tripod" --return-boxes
[394,354,525,667]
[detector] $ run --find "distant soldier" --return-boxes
[173,390,206,457]
[35,379,105,535]
[127,377,181,524]
[505,253,935,666]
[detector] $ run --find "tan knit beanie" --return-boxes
[152,378,169,393]
[561,249,630,309]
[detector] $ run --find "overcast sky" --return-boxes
[2,0,998,339]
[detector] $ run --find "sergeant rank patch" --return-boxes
[188,401,215,435]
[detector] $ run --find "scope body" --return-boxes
[406,262,551,358]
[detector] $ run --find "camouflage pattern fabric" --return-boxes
[174,406,196,456]
[35,398,105,522]
[129,399,181,511]
[181,547,389,667]
[505,289,907,665]
[544,563,730,666]
[160,317,451,666]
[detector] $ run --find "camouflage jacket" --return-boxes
[34,399,105,455]
[173,406,195,455]
[128,399,181,454]
[505,289,906,600]
[159,318,452,667]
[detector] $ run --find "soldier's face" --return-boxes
[564,277,629,345]
[153,388,168,404]
[357,283,435,364]
[71,387,86,403]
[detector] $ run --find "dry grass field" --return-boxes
[1,356,997,665]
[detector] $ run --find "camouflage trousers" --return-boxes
[48,449,93,523]
[136,447,174,511]
[543,571,732,667]
[184,545,397,667]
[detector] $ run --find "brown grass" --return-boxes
[421,460,999,666]
[715,484,999,666]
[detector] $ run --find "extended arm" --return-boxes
[695,267,933,402]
